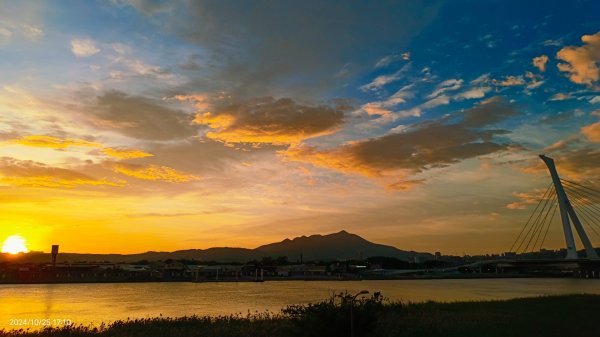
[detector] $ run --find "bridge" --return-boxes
[487,155,600,277]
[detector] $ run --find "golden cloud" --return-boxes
[522,142,600,182]
[283,97,517,180]
[193,97,346,145]
[0,176,124,188]
[386,179,425,191]
[492,75,524,87]
[0,158,125,188]
[111,163,200,182]
[103,147,154,159]
[556,31,600,85]
[8,135,155,161]
[506,189,551,210]
[173,93,211,110]
[581,121,600,142]
[8,135,101,149]
[532,55,548,72]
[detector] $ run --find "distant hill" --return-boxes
[1,230,431,264]
[255,230,425,261]
[1,247,258,264]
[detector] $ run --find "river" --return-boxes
[0,278,598,330]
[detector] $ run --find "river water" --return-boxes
[0,278,598,330]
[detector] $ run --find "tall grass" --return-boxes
[1,294,599,337]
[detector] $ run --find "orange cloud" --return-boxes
[193,97,346,145]
[0,158,124,188]
[362,102,394,118]
[506,188,553,210]
[284,98,517,179]
[556,31,600,85]
[111,163,200,182]
[0,176,124,188]
[284,143,383,177]
[386,179,425,191]
[8,135,101,149]
[492,75,525,86]
[103,147,154,159]
[532,55,548,72]
[8,136,154,161]
[173,93,211,110]
[581,121,600,142]
[550,93,573,101]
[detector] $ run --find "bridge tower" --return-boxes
[539,155,599,260]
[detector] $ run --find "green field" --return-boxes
[2,293,599,337]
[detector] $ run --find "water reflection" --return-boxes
[0,278,598,329]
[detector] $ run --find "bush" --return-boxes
[282,291,397,337]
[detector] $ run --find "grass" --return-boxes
[2,293,599,337]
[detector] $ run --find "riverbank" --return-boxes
[1,294,598,337]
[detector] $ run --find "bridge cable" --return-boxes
[562,187,600,239]
[524,189,557,253]
[560,179,600,198]
[562,185,600,221]
[538,199,559,251]
[564,188,600,230]
[509,182,554,253]
[515,186,555,253]
[529,191,557,252]
[563,187,600,215]
[519,188,556,254]
[567,198,600,243]
[561,180,600,206]
[566,191,600,242]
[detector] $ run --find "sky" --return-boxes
[0,0,600,255]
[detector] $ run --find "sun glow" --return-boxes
[1,235,29,254]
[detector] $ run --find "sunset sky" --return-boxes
[1,0,600,255]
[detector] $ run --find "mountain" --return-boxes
[2,230,430,263]
[255,230,425,261]
[2,247,258,264]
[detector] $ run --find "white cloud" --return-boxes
[21,24,42,39]
[360,64,409,92]
[358,84,414,120]
[362,102,393,118]
[526,80,544,90]
[421,94,450,109]
[374,52,410,68]
[427,79,463,98]
[112,43,131,54]
[386,84,415,105]
[0,26,11,39]
[454,87,492,100]
[388,124,408,134]
[71,38,100,57]
[0,23,42,42]
[471,73,490,85]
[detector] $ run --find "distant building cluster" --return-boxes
[2,246,600,284]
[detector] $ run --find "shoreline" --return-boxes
[0,273,584,285]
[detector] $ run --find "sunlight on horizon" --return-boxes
[1,235,29,254]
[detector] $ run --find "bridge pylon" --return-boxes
[539,155,599,260]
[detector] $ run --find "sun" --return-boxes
[1,235,29,254]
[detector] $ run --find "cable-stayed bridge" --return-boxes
[469,155,600,278]
[510,155,600,260]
